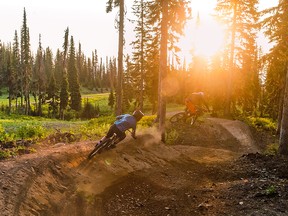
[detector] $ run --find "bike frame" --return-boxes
[87,130,136,160]
[169,106,204,126]
[87,133,119,160]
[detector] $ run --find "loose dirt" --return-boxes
[0,117,287,216]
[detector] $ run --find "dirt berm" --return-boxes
[0,117,288,216]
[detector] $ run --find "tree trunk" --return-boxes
[140,0,144,110]
[277,86,284,135]
[116,0,124,115]
[225,2,237,117]
[8,95,12,115]
[38,94,42,116]
[158,0,168,142]
[279,64,288,155]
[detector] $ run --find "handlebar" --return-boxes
[127,129,137,139]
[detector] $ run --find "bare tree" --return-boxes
[158,0,168,142]
[279,65,288,155]
[106,0,125,115]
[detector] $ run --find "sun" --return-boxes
[193,19,225,58]
[181,0,226,59]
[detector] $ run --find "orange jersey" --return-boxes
[185,99,196,114]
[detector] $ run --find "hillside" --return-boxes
[0,117,287,216]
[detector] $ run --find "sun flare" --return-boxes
[193,20,225,57]
[181,0,226,59]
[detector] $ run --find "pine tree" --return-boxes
[33,34,46,116]
[92,49,98,90]
[123,55,134,111]
[86,57,93,89]
[0,44,9,95]
[108,90,115,110]
[20,8,32,114]
[44,47,57,117]
[47,69,59,118]
[144,0,190,141]
[261,0,288,155]
[6,48,13,114]
[130,0,151,110]
[209,53,226,114]
[261,0,288,126]
[54,49,63,88]
[44,47,53,84]
[77,42,85,85]
[215,0,259,116]
[59,28,70,119]
[68,36,81,111]
[60,69,69,118]
[0,41,2,83]
[11,31,21,112]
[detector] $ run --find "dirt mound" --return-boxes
[0,118,287,216]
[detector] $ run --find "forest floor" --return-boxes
[0,117,288,216]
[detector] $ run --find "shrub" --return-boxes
[0,124,15,142]
[16,124,46,140]
[80,116,115,139]
[247,117,276,131]
[138,115,156,127]
[0,150,12,160]
[264,143,278,155]
[165,128,179,145]
[64,109,79,120]
[87,115,115,126]
[265,185,277,196]
[81,101,100,119]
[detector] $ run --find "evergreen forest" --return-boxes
[1,0,288,154]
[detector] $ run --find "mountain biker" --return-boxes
[95,110,144,147]
[185,92,210,115]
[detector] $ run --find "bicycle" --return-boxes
[87,133,120,160]
[169,106,205,126]
[87,130,135,160]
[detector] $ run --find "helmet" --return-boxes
[198,92,205,96]
[133,110,144,121]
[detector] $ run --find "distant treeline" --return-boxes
[0,0,287,128]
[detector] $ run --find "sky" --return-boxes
[0,0,122,57]
[0,0,280,61]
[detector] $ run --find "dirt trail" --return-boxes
[210,118,259,152]
[0,117,283,216]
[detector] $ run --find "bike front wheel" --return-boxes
[87,144,102,160]
[87,140,109,160]
[169,112,186,123]
[87,138,116,160]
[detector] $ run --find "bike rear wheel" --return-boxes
[170,112,186,123]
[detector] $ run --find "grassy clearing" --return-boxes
[0,113,157,159]
[82,92,112,114]
[0,89,183,159]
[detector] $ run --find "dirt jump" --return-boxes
[0,117,288,216]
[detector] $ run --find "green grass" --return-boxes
[0,89,183,141]
[0,90,160,159]
[82,92,111,115]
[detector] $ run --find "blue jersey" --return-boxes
[114,114,136,132]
